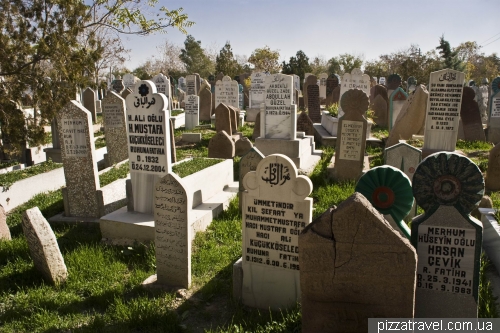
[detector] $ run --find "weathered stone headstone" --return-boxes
[487,77,500,143]
[154,173,190,288]
[238,147,265,210]
[338,69,370,118]
[296,111,315,136]
[386,85,429,147]
[102,91,128,166]
[407,76,417,93]
[412,152,484,318]
[215,76,239,109]
[111,76,125,94]
[184,95,199,130]
[152,73,172,110]
[121,87,133,100]
[0,204,10,241]
[82,88,97,123]
[486,143,500,191]
[325,74,340,106]
[185,74,197,96]
[332,89,368,181]
[460,86,486,142]
[388,87,408,131]
[423,69,465,152]
[371,95,388,128]
[208,130,235,159]
[235,137,253,157]
[252,112,261,140]
[307,84,321,123]
[125,81,171,214]
[22,206,68,284]
[215,103,232,135]
[122,73,137,90]
[199,86,212,121]
[240,154,312,309]
[300,193,416,332]
[303,75,317,109]
[318,73,328,99]
[58,101,103,218]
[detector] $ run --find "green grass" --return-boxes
[172,158,224,178]
[99,162,130,187]
[171,109,184,117]
[0,160,23,169]
[0,159,62,189]
[95,136,106,149]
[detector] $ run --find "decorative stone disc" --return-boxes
[355,165,414,222]
[340,89,369,116]
[412,152,484,214]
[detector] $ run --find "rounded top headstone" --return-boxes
[387,74,402,90]
[468,80,476,87]
[413,152,484,214]
[355,165,414,222]
[340,89,369,116]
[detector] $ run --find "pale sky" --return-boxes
[121,0,500,72]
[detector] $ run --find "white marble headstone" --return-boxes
[185,95,199,130]
[122,73,137,90]
[215,76,239,109]
[338,68,370,117]
[318,73,328,99]
[263,74,296,140]
[250,72,268,108]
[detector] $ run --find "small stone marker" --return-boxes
[0,204,11,241]
[386,85,429,147]
[215,103,232,135]
[125,80,171,214]
[184,95,199,130]
[22,207,68,284]
[241,154,313,309]
[412,152,484,318]
[338,69,370,117]
[307,84,321,123]
[155,173,190,288]
[460,87,486,141]
[102,91,128,166]
[235,137,253,157]
[58,101,103,218]
[332,89,368,181]
[299,193,416,332]
[423,69,465,152]
[355,165,414,238]
[486,143,500,191]
[208,130,235,159]
[199,87,212,121]
[82,88,97,123]
[389,87,408,131]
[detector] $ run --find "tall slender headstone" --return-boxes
[460,87,486,142]
[125,81,171,214]
[102,91,128,166]
[185,74,197,96]
[325,74,340,106]
[303,75,317,109]
[388,87,408,131]
[412,152,484,318]
[249,72,268,108]
[487,77,500,143]
[332,89,368,181]
[58,101,103,218]
[338,69,370,117]
[300,193,416,332]
[82,88,97,123]
[240,154,313,309]
[307,84,321,123]
[184,95,199,130]
[215,103,232,135]
[199,86,212,121]
[423,69,465,153]
[318,73,328,99]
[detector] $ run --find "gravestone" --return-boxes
[125,80,171,214]
[22,207,68,284]
[0,204,10,240]
[386,73,402,97]
[82,88,97,123]
[239,84,244,109]
[177,88,185,107]
[300,193,416,332]
[207,130,235,159]
[307,84,321,123]
[318,73,328,99]
[460,86,486,142]
[408,76,417,93]
[386,85,429,147]
[111,76,125,94]
[155,173,190,288]
[238,147,265,210]
[178,76,186,91]
[479,83,489,123]
[121,87,133,100]
[379,77,386,85]
[371,95,388,128]
[293,74,300,104]
[186,74,197,96]
[184,95,199,130]
[215,76,239,109]
[215,103,232,135]
[250,72,268,108]
[239,154,313,309]
[169,119,176,163]
[152,73,172,110]
[58,101,103,218]
[122,73,136,90]
[235,137,253,157]
[487,77,500,143]
[199,86,213,121]
[332,89,368,181]
[303,75,317,109]
[252,112,261,140]
[486,143,500,191]
[412,152,484,318]
[296,111,315,136]
[423,69,465,153]
[102,91,128,166]
[388,87,408,131]
[338,69,370,118]
[227,105,240,134]
[325,74,340,106]
[43,117,62,163]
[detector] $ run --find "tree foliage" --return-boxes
[281,50,312,89]
[248,46,281,73]
[327,53,364,75]
[436,35,464,71]
[0,0,193,155]
[179,35,214,78]
[215,42,240,78]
